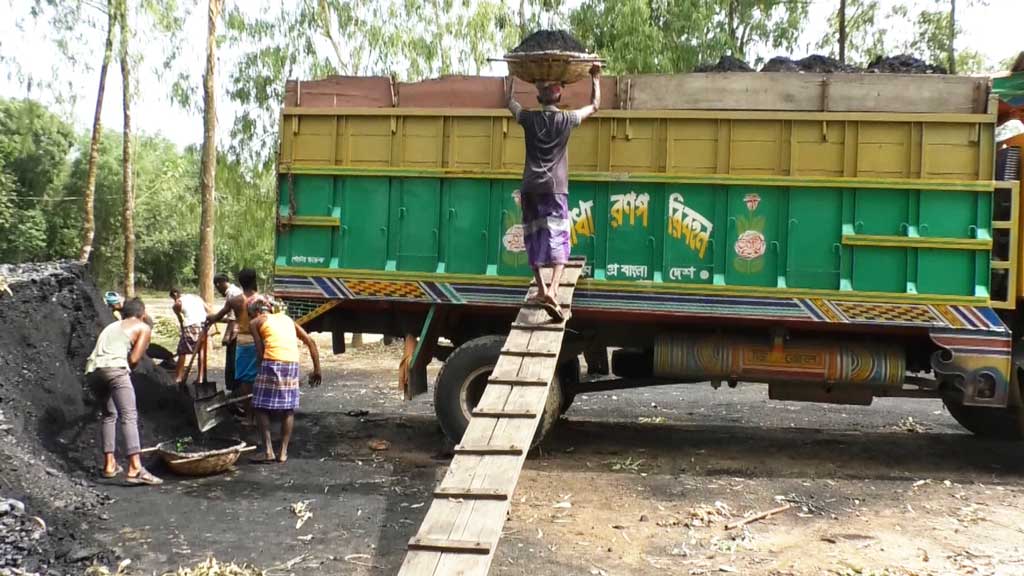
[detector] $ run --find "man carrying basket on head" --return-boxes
[506,63,601,321]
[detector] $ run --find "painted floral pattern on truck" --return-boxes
[734,193,766,274]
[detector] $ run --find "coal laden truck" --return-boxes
[272,71,1024,445]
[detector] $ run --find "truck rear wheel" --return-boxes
[943,399,1024,439]
[434,335,563,447]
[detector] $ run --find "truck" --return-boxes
[271,71,1024,445]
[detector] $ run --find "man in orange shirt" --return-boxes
[248,298,322,464]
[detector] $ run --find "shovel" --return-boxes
[189,328,251,432]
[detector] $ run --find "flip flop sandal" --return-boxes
[125,468,163,486]
[541,302,565,321]
[249,454,278,465]
[101,465,124,479]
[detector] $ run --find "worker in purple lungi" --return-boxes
[506,64,601,320]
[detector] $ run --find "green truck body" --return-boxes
[272,73,1024,443]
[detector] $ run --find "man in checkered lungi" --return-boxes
[248,298,322,464]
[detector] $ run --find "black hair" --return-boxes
[237,268,258,291]
[213,273,229,285]
[121,298,146,319]
[168,288,181,299]
[247,296,273,317]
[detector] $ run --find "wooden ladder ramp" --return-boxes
[398,260,585,576]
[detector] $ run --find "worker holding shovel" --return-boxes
[506,63,601,320]
[247,297,322,464]
[85,298,163,485]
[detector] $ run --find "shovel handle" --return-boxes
[205,394,253,413]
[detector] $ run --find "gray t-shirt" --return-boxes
[513,105,580,196]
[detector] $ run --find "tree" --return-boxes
[0,97,76,263]
[912,0,985,74]
[224,0,561,168]
[117,0,135,297]
[570,0,806,74]
[79,0,116,264]
[818,0,908,67]
[198,0,221,303]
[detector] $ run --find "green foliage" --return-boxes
[0,97,76,263]
[569,0,807,74]
[911,1,986,74]
[817,0,904,67]
[214,155,275,283]
[223,0,562,169]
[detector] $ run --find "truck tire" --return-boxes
[942,366,1024,439]
[434,335,563,447]
[943,399,1024,439]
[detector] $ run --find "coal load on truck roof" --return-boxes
[695,55,754,73]
[867,54,948,74]
[512,29,587,54]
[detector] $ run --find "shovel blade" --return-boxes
[194,391,228,432]
[192,379,221,401]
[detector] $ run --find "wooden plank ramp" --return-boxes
[398,260,584,576]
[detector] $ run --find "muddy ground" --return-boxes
[86,339,1024,576]
[2,266,1024,576]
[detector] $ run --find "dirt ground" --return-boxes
[84,336,1024,576]
[3,266,1023,576]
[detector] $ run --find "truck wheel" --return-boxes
[943,399,1024,439]
[942,366,1024,439]
[434,335,563,447]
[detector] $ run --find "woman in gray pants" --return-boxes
[85,298,163,485]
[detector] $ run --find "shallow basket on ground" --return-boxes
[503,50,601,84]
[156,439,249,476]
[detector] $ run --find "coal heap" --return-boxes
[512,29,587,54]
[0,262,190,574]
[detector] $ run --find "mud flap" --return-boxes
[400,305,445,400]
[930,328,1012,407]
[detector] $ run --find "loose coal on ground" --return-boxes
[511,29,587,54]
[0,262,192,575]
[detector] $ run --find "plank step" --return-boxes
[521,301,573,310]
[454,444,524,456]
[471,408,539,419]
[487,378,550,387]
[434,486,510,501]
[528,281,577,288]
[510,322,565,332]
[499,349,559,358]
[408,537,491,555]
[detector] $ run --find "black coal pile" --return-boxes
[867,54,947,74]
[0,262,190,574]
[512,29,587,54]
[696,55,754,73]
[761,56,800,72]
[761,55,861,73]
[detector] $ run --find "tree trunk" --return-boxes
[948,0,957,74]
[519,0,526,41]
[838,0,847,65]
[727,0,737,55]
[198,0,221,303]
[119,0,135,297]
[78,1,116,264]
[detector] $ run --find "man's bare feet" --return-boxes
[250,452,277,464]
